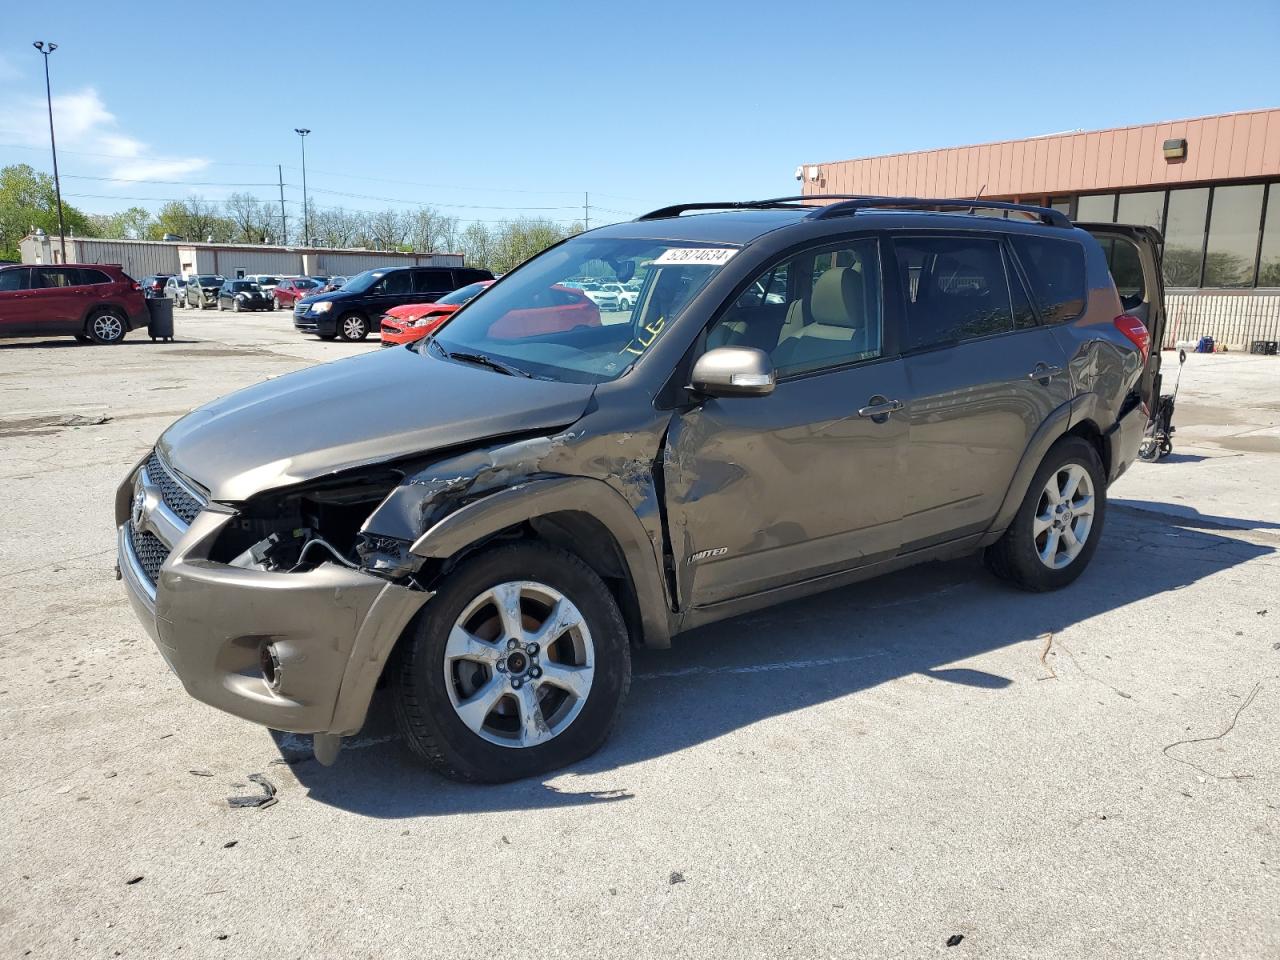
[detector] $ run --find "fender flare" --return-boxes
[410,475,673,650]
[982,395,1094,546]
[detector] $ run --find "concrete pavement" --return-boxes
[1,315,1276,959]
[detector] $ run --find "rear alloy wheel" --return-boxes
[392,543,631,782]
[337,313,368,341]
[985,436,1106,591]
[86,310,126,345]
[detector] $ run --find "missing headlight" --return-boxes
[210,468,404,573]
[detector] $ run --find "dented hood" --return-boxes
[157,346,595,502]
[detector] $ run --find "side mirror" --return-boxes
[689,346,775,398]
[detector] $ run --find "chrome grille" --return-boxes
[127,524,170,586]
[145,451,205,523]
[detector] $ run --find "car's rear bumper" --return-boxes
[116,471,430,736]
[1106,399,1146,484]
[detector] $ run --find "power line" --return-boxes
[62,173,281,188]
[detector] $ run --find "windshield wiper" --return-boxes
[443,347,532,378]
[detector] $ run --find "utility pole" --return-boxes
[584,191,589,230]
[33,42,67,264]
[277,165,288,244]
[294,128,311,244]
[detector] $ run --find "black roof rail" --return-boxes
[636,195,876,220]
[637,194,1073,228]
[805,195,1073,228]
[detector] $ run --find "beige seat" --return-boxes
[776,266,864,346]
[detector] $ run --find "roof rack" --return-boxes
[636,196,836,220]
[636,194,1072,228]
[806,195,1072,228]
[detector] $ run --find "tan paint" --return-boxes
[803,108,1280,200]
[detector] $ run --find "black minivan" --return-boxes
[293,265,494,341]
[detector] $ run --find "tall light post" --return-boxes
[294,128,311,244]
[33,41,67,264]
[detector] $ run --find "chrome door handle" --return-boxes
[857,398,903,422]
[1027,363,1065,381]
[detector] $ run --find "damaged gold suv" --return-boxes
[117,197,1164,781]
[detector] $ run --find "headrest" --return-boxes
[810,267,864,328]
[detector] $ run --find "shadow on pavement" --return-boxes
[1112,499,1280,532]
[280,503,1272,818]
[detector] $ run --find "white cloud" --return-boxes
[0,85,209,186]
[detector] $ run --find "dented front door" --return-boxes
[663,360,909,610]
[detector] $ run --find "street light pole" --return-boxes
[294,128,311,244]
[33,41,67,264]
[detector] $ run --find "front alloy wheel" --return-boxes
[392,543,630,782]
[445,582,595,748]
[338,313,368,341]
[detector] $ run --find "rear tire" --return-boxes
[85,309,126,345]
[392,542,631,782]
[984,436,1106,592]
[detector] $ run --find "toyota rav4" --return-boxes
[116,196,1163,782]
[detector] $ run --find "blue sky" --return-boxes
[2,0,1277,228]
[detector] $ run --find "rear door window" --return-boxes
[892,236,1016,351]
[34,267,79,288]
[1009,235,1088,322]
[79,269,112,285]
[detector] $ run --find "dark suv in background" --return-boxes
[293,265,494,341]
[118,196,1162,781]
[0,263,147,344]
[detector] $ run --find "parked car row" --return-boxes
[292,265,493,341]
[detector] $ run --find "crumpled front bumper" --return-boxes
[117,468,430,736]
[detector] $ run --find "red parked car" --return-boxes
[0,263,147,344]
[273,277,323,309]
[380,281,602,347]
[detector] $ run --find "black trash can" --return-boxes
[147,297,174,342]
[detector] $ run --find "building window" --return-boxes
[1116,191,1165,231]
[1076,193,1116,222]
[1203,184,1265,288]
[1163,187,1210,287]
[1259,184,1280,287]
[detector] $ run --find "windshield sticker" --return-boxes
[653,247,738,266]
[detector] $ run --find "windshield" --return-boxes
[198,275,222,285]
[428,237,735,383]
[229,281,259,292]
[295,278,319,289]
[438,281,490,306]
[337,270,380,294]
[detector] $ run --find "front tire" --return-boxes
[392,543,631,782]
[984,436,1106,592]
[337,312,369,341]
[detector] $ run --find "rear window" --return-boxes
[79,269,112,285]
[1095,238,1145,311]
[1010,236,1087,323]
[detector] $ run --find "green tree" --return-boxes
[87,206,154,240]
[0,163,92,260]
